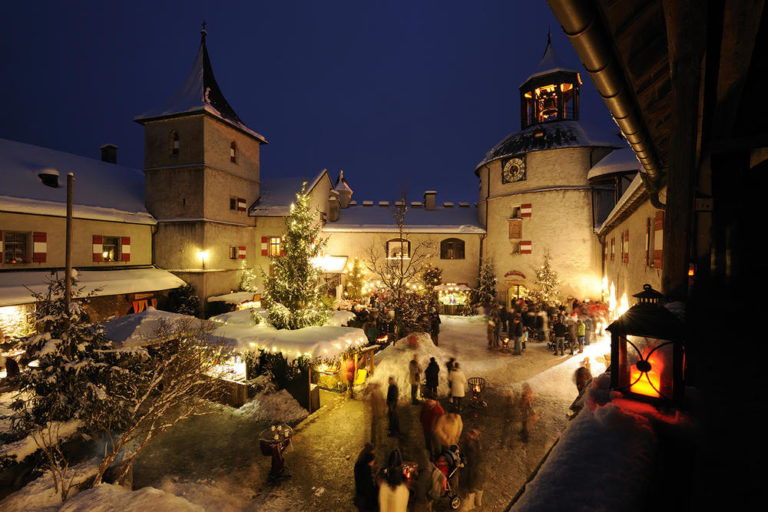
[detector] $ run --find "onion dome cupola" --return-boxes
[519,34,581,129]
[134,25,266,144]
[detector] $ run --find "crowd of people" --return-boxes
[484,298,608,357]
[350,295,605,511]
[356,354,541,511]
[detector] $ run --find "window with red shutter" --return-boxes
[653,211,664,269]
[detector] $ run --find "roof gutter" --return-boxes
[546,0,666,209]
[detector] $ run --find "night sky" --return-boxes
[0,1,616,203]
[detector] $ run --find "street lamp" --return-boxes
[197,249,209,270]
[38,169,74,313]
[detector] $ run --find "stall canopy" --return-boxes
[210,309,367,361]
[0,267,186,307]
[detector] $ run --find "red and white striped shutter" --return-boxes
[610,237,615,261]
[623,230,629,263]
[121,236,131,262]
[645,218,650,266]
[238,246,246,259]
[653,211,664,269]
[237,198,247,212]
[261,236,268,256]
[604,240,608,262]
[92,235,103,262]
[0,230,4,262]
[32,232,47,263]
[520,241,532,254]
[520,203,532,218]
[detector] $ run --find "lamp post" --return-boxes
[39,170,74,313]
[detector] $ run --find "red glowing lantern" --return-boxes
[606,284,685,404]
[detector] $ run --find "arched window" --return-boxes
[230,141,237,163]
[170,130,180,156]
[440,238,465,260]
[386,238,410,259]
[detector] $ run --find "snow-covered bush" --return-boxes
[7,273,144,500]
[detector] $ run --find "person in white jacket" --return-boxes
[449,362,467,412]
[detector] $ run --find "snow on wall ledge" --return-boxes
[510,374,659,512]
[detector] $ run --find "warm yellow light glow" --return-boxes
[630,351,663,398]
[197,250,210,261]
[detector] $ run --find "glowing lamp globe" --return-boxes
[606,284,685,405]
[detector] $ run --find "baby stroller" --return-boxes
[434,445,465,510]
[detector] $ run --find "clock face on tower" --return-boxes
[502,156,526,183]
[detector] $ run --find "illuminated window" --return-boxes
[386,239,410,259]
[3,232,28,264]
[102,236,120,262]
[230,141,237,163]
[440,238,465,260]
[269,237,282,257]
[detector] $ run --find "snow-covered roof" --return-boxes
[207,291,259,304]
[102,307,210,347]
[134,30,266,144]
[0,138,155,225]
[324,203,485,234]
[209,309,367,361]
[0,267,186,307]
[520,37,578,87]
[476,121,618,171]
[249,170,329,217]
[588,146,642,180]
[596,173,647,236]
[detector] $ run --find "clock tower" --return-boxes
[476,35,616,304]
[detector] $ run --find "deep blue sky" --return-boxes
[0,1,615,203]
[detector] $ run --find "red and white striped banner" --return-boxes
[238,246,246,259]
[520,203,532,217]
[520,241,532,254]
[237,198,247,212]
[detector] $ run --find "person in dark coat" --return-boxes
[463,428,484,509]
[419,398,444,457]
[424,357,440,398]
[429,310,441,346]
[386,376,400,436]
[354,444,379,511]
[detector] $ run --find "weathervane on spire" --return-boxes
[201,20,208,39]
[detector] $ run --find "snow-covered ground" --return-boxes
[1,314,616,511]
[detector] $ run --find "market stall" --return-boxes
[435,283,471,315]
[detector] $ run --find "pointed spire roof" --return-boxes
[520,34,578,87]
[335,170,353,193]
[135,25,266,143]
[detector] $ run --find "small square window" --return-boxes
[102,236,121,262]
[3,232,29,264]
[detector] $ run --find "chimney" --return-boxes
[327,192,339,222]
[100,144,118,164]
[424,190,437,210]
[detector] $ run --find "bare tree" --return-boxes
[91,320,230,486]
[366,195,433,340]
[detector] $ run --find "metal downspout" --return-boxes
[547,0,666,208]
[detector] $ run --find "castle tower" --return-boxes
[476,36,616,304]
[134,26,267,310]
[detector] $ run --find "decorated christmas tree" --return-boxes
[529,252,561,306]
[343,257,367,301]
[262,183,330,329]
[474,260,497,306]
